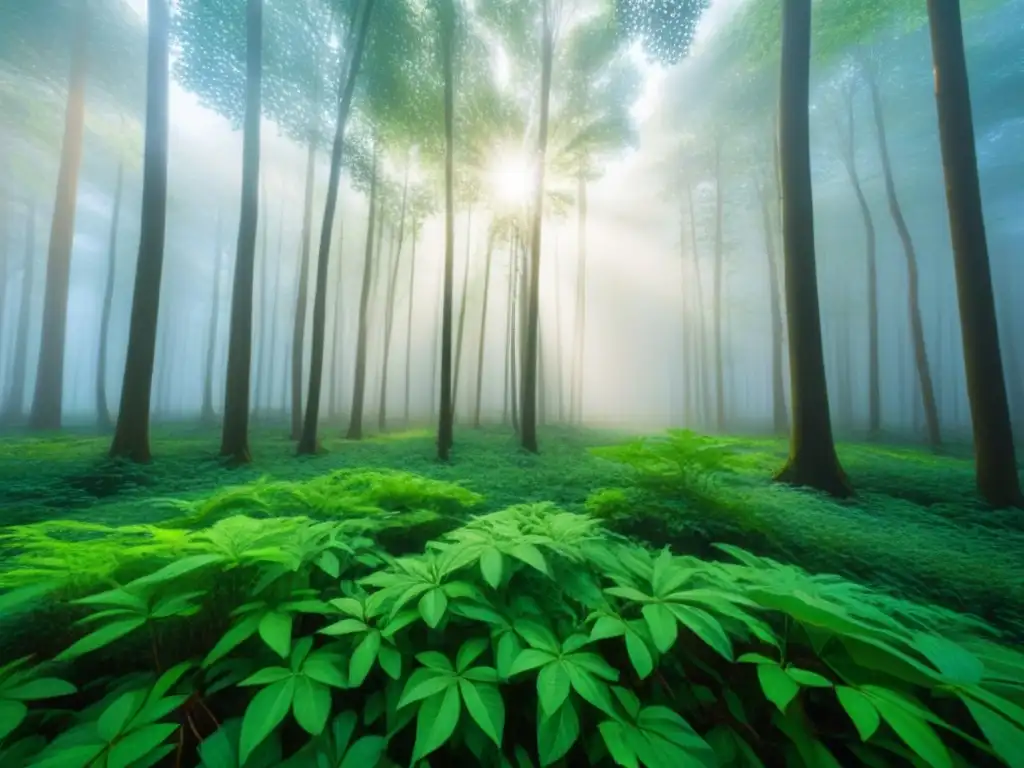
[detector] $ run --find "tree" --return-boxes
[773,0,850,497]
[201,213,225,424]
[108,0,171,462]
[377,161,410,433]
[473,228,498,427]
[926,0,1022,507]
[0,201,36,423]
[95,158,124,431]
[219,0,263,464]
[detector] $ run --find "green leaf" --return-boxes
[836,687,880,742]
[0,700,28,742]
[258,611,293,659]
[25,743,105,768]
[3,677,76,701]
[914,634,984,686]
[960,695,1024,768]
[480,548,504,589]
[666,603,732,660]
[457,638,490,673]
[239,667,293,687]
[412,686,461,761]
[496,632,522,679]
[625,629,654,680]
[568,652,619,682]
[107,723,178,768]
[126,554,223,590]
[293,677,332,736]
[302,654,348,688]
[378,644,403,681]
[418,589,448,629]
[509,544,549,576]
[641,604,678,654]
[564,664,617,717]
[399,669,456,709]
[350,630,381,687]
[98,689,147,741]
[757,663,800,714]
[516,621,560,653]
[417,652,454,672]
[537,699,579,767]
[331,598,365,620]
[871,698,952,768]
[599,720,639,768]
[459,680,505,747]
[605,586,652,603]
[785,667,833,688]
[317,551,341,578]
[240,678,296,766]
[537,662,571,717]
[203,614,261,668]
[590,616,628,642]
[339,736,388,768]
[509,649,558,677]
[321,618,370,637]
[56,617,146,661]
[75,588,148,611]
[612,686,641,719]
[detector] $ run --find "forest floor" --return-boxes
[1,423,1022,639]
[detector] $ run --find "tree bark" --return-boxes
[756,177,788,435]
[473,230,496,427]
[452,207,473,418]
[712,137,726,433]
[201,212,224,424]
[403,227,418,426]
[866,67,941,450]
[378,162,409,433]
[267,198,285,415]
[508,232,520,432]
[437,0,457,460]
[685,178,712,428]
[552,232,564,423]
[2,201,36,422]
[773,0,850,497]
[219,0,263,464]
[291,134,318,440]
[571,165,587,426]
[927,0,1022,506]
[108,0,170,461]
[327,205,345,420]
[29,0,90,430]
[253,181,269,418]
[96,160,124,431]
[345,142,379,442]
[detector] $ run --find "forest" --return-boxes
[0,0,1022,766]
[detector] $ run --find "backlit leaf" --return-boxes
[258,611,293,659]
[537,699,579,766]
[293,677,331,736]
[240,678,296,766]
[418,589,448,629]
[836,686,880,742]
[460,680,505,747]
[412,686,461,761]
[757,663,800,714]
[537,662,571,716]
[642,603,678,653]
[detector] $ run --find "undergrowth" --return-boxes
[1,504,1023,767]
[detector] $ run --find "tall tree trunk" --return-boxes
[96,160,124,431]
[267,199,285,415]
[437,1,457,460]
[291,135,318,440]
[378,163,409,434]
[508,233,520,432]
[774,0,850,497]
[835,86,881,436]
[201,212,224,423]
[866,67,941,450]
[927,0,1021,506]
[403,227,418,425]
[253,181,269,418]
[2,201,36,422]
[219,0,263,464]
[571,165,587,426]
[107,0,170,461]
[712,137,726,433]
[503,235,514,426]
[756,177,788,435]
[552,231,564,423]
[345,141,379,442]
[0,193,7,396]
[473,230,496,428]
[521,0,553,453]
[30,0,90,430]
[328,205,345,420]
[452,207,473,417]
[686,179,712,429]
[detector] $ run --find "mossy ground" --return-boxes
[1,423,1021,637]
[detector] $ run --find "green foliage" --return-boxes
[2,501,1022,767]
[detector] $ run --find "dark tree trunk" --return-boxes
[291,134,318,440]
[219,0,263,464]
[773,0,850,497]
[2,201,36,422]
[452,207,473,419]
[712,137,726,433]
[328,206,345,420]
[108,0,170,461]
[866,68,941,450]
[570,166,587,426]
[96,160,124,431]
[30,0,90,431]
[437,2,456,460]
[345,142,379,442]
[403,228,418,425]
[927,0,1022,507]
[520,0,553,453]
[757,177,788,435]
[473,230,496,427]
[201,212,224,424]
[378,164,409,434]
[298,0,373,453]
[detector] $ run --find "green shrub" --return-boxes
[1,504,1022,767]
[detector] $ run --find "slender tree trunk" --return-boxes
[403,227,418,425]
[96,160,124,431]
[774,0,850,497]
[0,194,8,398]
[219,0,263,464]
[437,2,457,460]
[253,182,269,418]
[452,207,473,417]
[107,0,170,461]
[712,137,726,433]
[552,231,564,423]
[378,164,410,433]
[757,177,788,435]
[201,213,224,423]
[509,233,520,432]
[2,202,36,422]
[927,0,1021,506]
[30,0,90,430]
[267,199,285,415]
[473,230,496,427]
[686,180,712,429]
[571,165,587,426]
[291,135,318,440]
[345,142,379,442]
[503,235,514,426]
[866,68,941,450]
[328,205,345,420]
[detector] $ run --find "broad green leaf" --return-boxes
[605,586,652,603]
[350,630,381,687]
[509,649,557,677]
[517,621,560,653]
[590,615,627,641]
[0,700,28,742]
[98,689,147,741]
[258,611,293,659]
[537,662,571,717]
[239,667,292,687]
[666,604,733,660]
[462,666,500,684]
[24,743,105,768]
[836,686,880,741]
[3,678,76,701]
[757,663,800,714]
[509,544,549,576]
[599,720,639,768]
[321,619,370,637]
[737,653,776,665]
[568,652,619,682]
[457,638,490,673]
[960,695,1024,768]
[412,686,461,761]
[459,680,505,747]
[537,699,579,767]
[203,614,261,667]
[785,667,833,688]
[564,664,616,717]
[331,598,365,620]
[0,582,56,615]
[399,669,456,709]
[416,652,454,672]
[378,644,403,681]
[868,694,952,768]
[496,632,522,679]
[480,548,504,589]
[240,678,296,766]
[418,589,448,629]
[612,686,641,719]
[126,554,223,590]
[149,662,192,703]
[914,634,984,686]
[56,617,146,661]
[625,629,654,680]
[339,735,388,768]
[317,551,341,578]
[291,637,314,672]
[638,706,714,755]
[293,677,331,736]
[107,723,178,768]
[641,604,678,654]
[75,588,148,611]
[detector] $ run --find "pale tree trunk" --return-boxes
[473,229,496,428]
[327,210,345,420]
[403,227,418,425]
[452,207,473,418]
[96,160,125,431]
[685,179,712,429]
[201,213,224,424]
[291,134,318,440]
[253,181,269,418]
[552,231,564,423]
[712,136,726,432]
[437,0,456,459]
[756,177,788,435]
[570,165,587,426]
[378,163,410,433]
[2,202,36,422]
[267,199,285,415]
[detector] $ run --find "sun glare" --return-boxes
[487,151,533,208]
